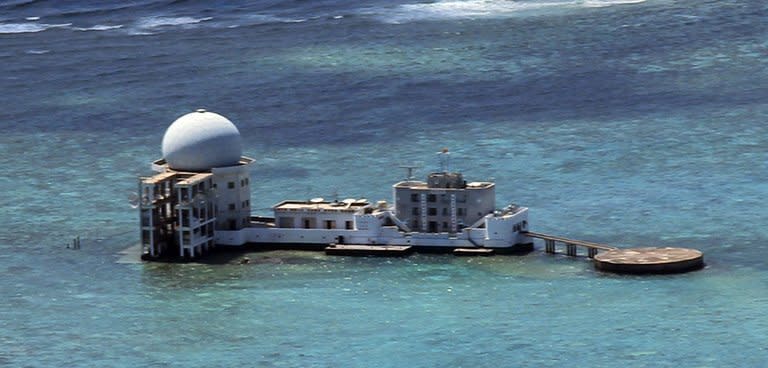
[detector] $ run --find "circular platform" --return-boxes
[593,247,704,274]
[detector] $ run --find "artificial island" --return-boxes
[135,110,704,274]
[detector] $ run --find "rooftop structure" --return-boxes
[161,109,243,172]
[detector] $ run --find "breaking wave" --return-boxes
[135,15,212,29]
[0,22,71,34]
[73,24,125,32]
[378,0,647,24]
[128,15,213,35]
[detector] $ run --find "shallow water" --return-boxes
[1,0,767,366]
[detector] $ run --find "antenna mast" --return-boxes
[437,148,450,173]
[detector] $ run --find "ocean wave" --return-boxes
[582,0,646,8]
[0,22,70,34]
[129,15,213,35]
[126,13,306,34]
[378,0,647,24]
[243,14,307,25]
[223,13,309,29]
[135,15,213,29]
[73,24,125,32]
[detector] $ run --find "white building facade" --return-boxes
[138,110,532,260]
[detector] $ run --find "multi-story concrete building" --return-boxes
[137,110,531,261]
[393,172,495,233]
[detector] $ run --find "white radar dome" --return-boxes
[161,109,243,172]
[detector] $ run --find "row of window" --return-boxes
[411,220,456,232]
[226,200,250,211]
[277,217,354,230]
[220,177,250,190]
[412,207,466,216]
[409,193,467,203]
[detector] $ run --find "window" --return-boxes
[228,181,235,189]
[303,218,313,229]
[428,221,438,232]
[228,203,236,211]
[412,220,419,229]
[345,221,353,230]
[442,208,448,216]
[457,208,465,216]
[427,194,436,202]
[427,208,437,216]
[411,193,419,202]
[412,207,419,215]
[278,217,294,228]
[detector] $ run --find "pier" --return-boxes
[522,231,704,274]
[522,231,617,258]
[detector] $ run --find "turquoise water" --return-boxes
[1,0,767,366]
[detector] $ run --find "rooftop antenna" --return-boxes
[437,148,450,173]
[398,163,421,181]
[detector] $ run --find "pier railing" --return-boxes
[522,231,618,258]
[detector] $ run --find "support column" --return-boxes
[545,239,555,254]
[588,248,598,258]
[566,243,577,257]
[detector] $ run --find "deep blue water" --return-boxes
[1,0,767,366]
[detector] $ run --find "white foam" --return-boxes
[582,0,646,8]
[74,24,124,32]
[0,22,71,34]
[241,14,307,25]
[378,0,646,24]
[133,15,213,34]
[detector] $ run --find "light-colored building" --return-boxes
[139,109,254,259]
[393,172,495,234]
[137,110,531,261]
